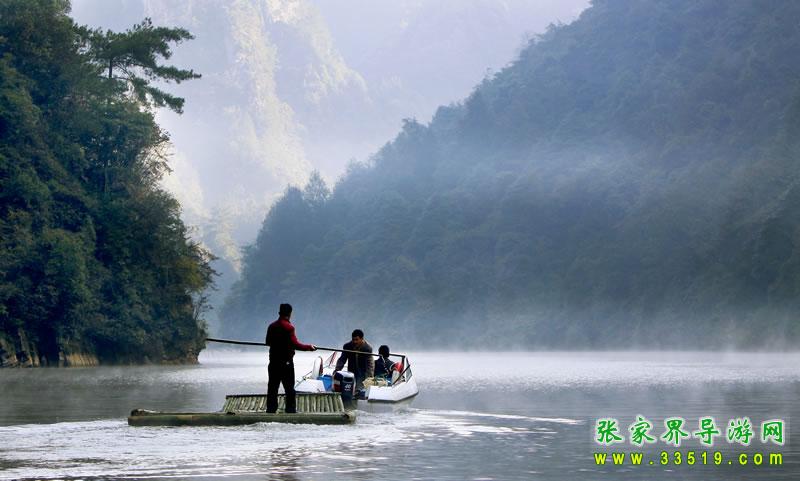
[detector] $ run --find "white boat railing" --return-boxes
[300,351,413,387]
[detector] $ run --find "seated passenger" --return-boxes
[374,345,396,380]
[335,329,374,391]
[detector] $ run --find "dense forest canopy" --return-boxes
[221,0,800,348]
[0,0,213,365]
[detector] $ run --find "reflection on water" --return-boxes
[0,351,798,480]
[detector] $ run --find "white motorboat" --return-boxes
[295,351,419,405]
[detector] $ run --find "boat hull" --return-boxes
[296,373,419,404]
[365,375,419,403]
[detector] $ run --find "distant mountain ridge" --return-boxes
[220,0,800,348]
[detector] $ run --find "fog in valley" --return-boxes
[4,0,800,364]
[63,0,800,350]
[70,0,587,284]
[1,2,799,479]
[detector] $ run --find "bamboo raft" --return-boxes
[128,393,356,426]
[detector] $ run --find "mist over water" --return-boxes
[1,351,797,480]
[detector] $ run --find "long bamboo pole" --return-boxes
[205,337,406,359]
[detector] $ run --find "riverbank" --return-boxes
[0,329,198,368]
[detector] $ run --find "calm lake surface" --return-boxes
[0,351,798,480]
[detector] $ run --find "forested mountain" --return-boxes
[69,0,587,337]
[0,1,213,366]
[221,0,800,348]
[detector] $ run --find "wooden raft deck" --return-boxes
[128,393,355,426]
[223,393,346,413]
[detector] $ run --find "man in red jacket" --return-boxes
[265,303,316,413]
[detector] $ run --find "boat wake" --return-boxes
[419,409,583,425]
[0,406,581,480]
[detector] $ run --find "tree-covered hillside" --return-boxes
[0,0,213,366]
[221,0,800,348]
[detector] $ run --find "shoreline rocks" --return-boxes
[0,329,199,368]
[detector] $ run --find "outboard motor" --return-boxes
[333,371,356,408]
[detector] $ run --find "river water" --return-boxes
[0,351,798,480]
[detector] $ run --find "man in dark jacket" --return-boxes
[265,303,316,413]
[335,329,374,390]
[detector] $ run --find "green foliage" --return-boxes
[222,0,800,348]
[85,17,200,113]
[0,0,213,364]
